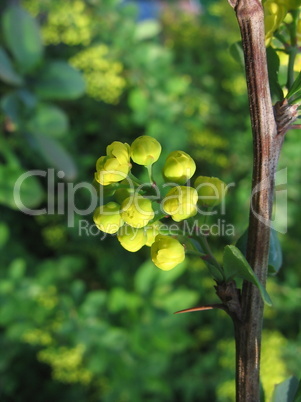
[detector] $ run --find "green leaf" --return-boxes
[286,71,301,99]
[266,46,283,102]
[236,228,283,275]
[26,104,69,138]
[34,61,85,100]
[271,376,299,402]
[2,5,43,73]
[206,262,224,283]
[223,245,272,306]
[0,47,23,85]
[1,92,22,126]
[1,90,37,127]
[229,41,244,68]
[0,163,44,210]
[29,133,77,180]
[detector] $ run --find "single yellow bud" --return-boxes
[121,195,155,228]
[117,225,147,252]
[162,186,198,222]
[93,202,124,234]
[144,222,162,247]
[163,150,196,184]
[151,234,185,270]
[130,135,161,166]
[194,176,227,207]
[95,155,130,186]
[106,141,130,165]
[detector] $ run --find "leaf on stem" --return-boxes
[271,376,300,402]
[223,245,272,306]
[286,71,301,99]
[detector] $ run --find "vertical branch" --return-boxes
[227,0,279,400]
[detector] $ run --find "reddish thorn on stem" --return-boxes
[174,304,226,315]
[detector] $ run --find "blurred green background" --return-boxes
[0,0,300,401]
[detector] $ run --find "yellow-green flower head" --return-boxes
[93,202,124,234]
[264,0,288,45]
[95,155,130,186]
[194,176,227,207]
[144,222,162,247]
[151,234,185,270]
[121,195,155,228]
[130,136,162,166]
[163,186,198,222]
[117,225,147,252]
[163,150,196,184]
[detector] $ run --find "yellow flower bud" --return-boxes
[144,222,162,247]
[130,135,162,166]
[106,141,130,165]
[194,176,227,207]
[93,202,124,234]
[151,234,185,270]
[121,195,155,228]
[114,180,135,204]
[117,225,147,252]
[95,155,130,186]
[163,150,196,184]
[163,186,198,222]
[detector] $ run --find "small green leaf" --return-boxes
[271,376,299,402]
[2,5,43,72]
[286,71,301,99]
[229,41,244,68]
[26,103,69,138]
[266,47,283,102]
[223,245,272,306]
[0,163,44,210]
[29,133,77,180]
[34,61,85,100]
[0,47,23,85]
[236,228,283,275]
[206,262,224,283]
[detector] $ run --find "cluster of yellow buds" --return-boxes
[93,136,227,271]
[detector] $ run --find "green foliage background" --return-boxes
[0,0,300,401]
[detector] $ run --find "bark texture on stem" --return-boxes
[228,0,278,400]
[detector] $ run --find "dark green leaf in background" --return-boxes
[29,133,77,180]
[1,91,22,127]
[0,47,23,86]
[2,5,43,73]
[26,104,69,138]
[34,61,85,100]
[0,164,43,210]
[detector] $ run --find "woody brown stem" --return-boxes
[226,0,279,400]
